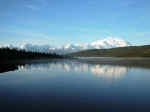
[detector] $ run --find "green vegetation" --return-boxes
[0,47,63,61]
[68,45,150,57]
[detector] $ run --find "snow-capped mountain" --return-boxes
[50,37,131,54]
[0,37,132,54]
[20,44,52,53]
[89,37,131,49]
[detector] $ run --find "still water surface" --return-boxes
[0,59,150,112]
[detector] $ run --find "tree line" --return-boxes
[0,47,63,61]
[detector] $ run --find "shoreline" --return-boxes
[1,57,150,73]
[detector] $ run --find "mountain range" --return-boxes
[1,37,131,54]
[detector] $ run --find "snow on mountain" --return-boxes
[20,44,52,53]
[0,44,16,49]
[89,37,131,49]
[50,37,131,54]
[0,37,132,54]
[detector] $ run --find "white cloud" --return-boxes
[24,0,48,10]
[25,4,39,10]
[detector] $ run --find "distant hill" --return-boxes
[68,45,150,57]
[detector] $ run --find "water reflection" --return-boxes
[1,59,150,112]
[91,65,127,79]
[17,59,127,80]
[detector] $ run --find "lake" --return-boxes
[0,58,150,112]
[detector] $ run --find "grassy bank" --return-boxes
[68,45,150,57]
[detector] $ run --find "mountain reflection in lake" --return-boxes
[18,61,127,80]
[0,59,150,112]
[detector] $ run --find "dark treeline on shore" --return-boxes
[0,48,66,73]
[0,47,63,61]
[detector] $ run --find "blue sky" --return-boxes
[0,0,150,46]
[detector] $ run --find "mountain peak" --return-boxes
[0,37,131,54]
[90,37,131,49]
